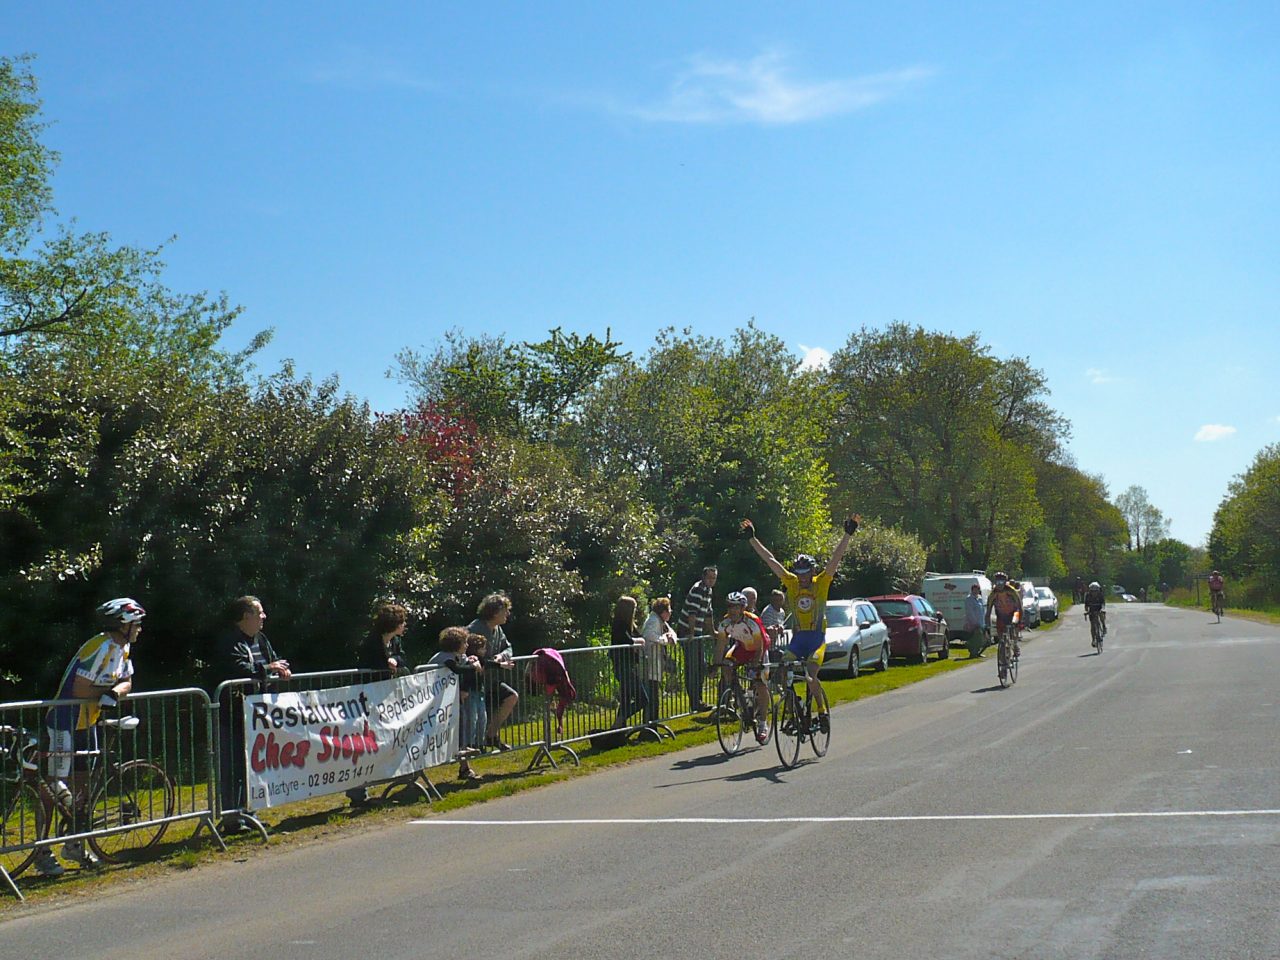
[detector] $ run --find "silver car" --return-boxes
[1035,586,1058,621]
[818,600,891,679]
[1019,580,1041,628]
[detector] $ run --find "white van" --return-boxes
[922,571,992,640]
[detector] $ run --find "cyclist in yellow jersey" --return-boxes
[740,514,860,733]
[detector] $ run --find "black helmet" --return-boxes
[792,554,817,574]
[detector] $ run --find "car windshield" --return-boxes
[825,604,853,628]
[1036,588,1052,599]
[873,600,913,618]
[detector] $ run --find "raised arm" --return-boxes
[741,519,789,580]
[823,515,860,579]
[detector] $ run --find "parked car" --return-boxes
[869,594,949,663]
[1120,593,1138,602]
[1018,579,1041,628]
[1035,586,1058,621]
[1109,584,1126,596]
[922,571,991,641]
[816,599,891,679]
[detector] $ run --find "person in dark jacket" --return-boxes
[348,601,411,805]
[609,596,647,728]
[212,596,291,830]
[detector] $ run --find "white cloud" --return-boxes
[797,345,831,371]
[633,51,933,125]
[1085,367,1119,385]
[1194,424,1237,442]
[304,47,437,92]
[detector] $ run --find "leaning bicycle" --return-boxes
[771,652,829,769]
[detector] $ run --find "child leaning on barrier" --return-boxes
[427,627,483,782]
[462,633,489,757]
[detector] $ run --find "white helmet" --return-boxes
[1089,581,1101,590]
[97,597,146,626]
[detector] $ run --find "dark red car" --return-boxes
[868,594,950,663]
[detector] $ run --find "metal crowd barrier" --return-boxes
[1,637,727,898]
[0,690,221,902]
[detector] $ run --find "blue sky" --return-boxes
[6,2,1278,545]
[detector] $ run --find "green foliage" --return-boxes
[1034,459,1127,580]
[0,55,55,251]
[394,326,628,442]
[830,520,928,597]
[825,323,1067,572]
[578,323,836,598]
[1210,443,1280,591]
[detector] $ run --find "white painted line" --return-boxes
[411,809,1280,826]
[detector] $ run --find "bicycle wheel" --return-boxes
[807,689,830,758]
[86,760,174,863]
[997,638,1011,688]
[1008,651,1019,685]
[774,689,803,770]
[0,779,45,879]
[715,685,746,756]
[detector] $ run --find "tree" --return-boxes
[394,326,629,443]
[577,323,836,597]
[825,323,1068,572]
[1209,443,1280,587]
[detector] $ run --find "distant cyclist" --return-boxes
[1208,570,1225,615]
[985,572,1023,656]
[740,514,860,735]
[715,592,771,744]
[1082,580,1107,647]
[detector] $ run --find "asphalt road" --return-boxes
[5,603,1279,960]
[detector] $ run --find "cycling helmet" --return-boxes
[992,571,1008,582]
[725,591,748,607]
[792,554,817,574]
[1211,570,1221,576]
[97,597,146,626]
[1089,581,1101,590]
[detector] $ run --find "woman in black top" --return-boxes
[610,596,647,728]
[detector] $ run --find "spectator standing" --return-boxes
[428,627,483,781]
[212,596,291,832]
[468,593,520,751]
[609,596,647,728]
[641,597,676,725]
[963,584,989,658]
[35,598,145,877]
[741,587,759,614]
[679,566,718,712]
[347,601,410,806]
[760,589,788,645]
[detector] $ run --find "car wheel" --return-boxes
[916,637,929,664]
[938,635,950,660]
[845,646,860,680]
[875,642,889,672]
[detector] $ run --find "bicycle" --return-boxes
[1211,590,1224,622]
[714,662,771,756]
[1,725,44,880]
[770,651,829,769]
[1086,609,1105,653]
[994,622,1020,687]
[0,712,175,878]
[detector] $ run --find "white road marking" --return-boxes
[412,809,1280,827]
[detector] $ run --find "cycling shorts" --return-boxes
[44,725,96,779]
[788,630,826,665]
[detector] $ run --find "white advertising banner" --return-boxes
[242,669,459,810]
